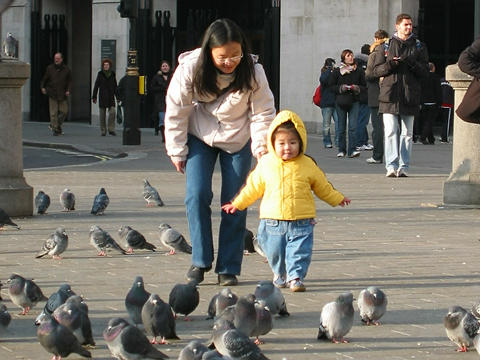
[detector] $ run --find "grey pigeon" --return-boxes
[143,179,164,207]
[212,318,270,360]
[207,288,238,320]
[2,32,18,58]
[178,340,209,360]
[158,223,192,255]
[254,281,289,317]
[60,188,75,211]
[89,225,127,256]
[65,295,89,315]
[251,300,273,345]
[7,273,48,315]
[141,293,179,344]
[0,207,20,230]
[202,351,225,360]
[125,275,151,325]
[53,300,95,346]
[358,286,387,325]
[317,292,354,343]
[0,304,11,333]
[35,283,75,326]
[103,317,169,359]
[35,190,51,214]
[35,227,69,259]
[37,316,91,359]
[91,187,109,215]
[168,281,199,320]
[118,225,156,253]
[232,294,257,337]
[444,305,479,352]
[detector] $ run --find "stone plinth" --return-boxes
[0,61,32,216]
[443,64,480,205]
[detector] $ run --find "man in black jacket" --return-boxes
[371,13,429,177]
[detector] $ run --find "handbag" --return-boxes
[116,103,123,124]
[312,84,321,107]
[456,78,480,124]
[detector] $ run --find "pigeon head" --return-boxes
[99,188,107,195]
[143,179,151,186]
[7,274,24,292]
[337,292,354,305]
[158,223,171,231]
[103,317,128,341]
[444,310,464,330]
[150,293,163,306]
[55,227,67,236]
[132,276,145,288]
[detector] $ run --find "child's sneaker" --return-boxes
[273,275,286,288]
[289,279,306,292]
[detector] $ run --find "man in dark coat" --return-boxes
[92,58,118,136]
[40,52,72,136]
[150,60,172,141]
[371,13,429,177]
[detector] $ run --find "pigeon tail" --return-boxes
[317,325,328,340]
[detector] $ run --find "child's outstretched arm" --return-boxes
[338,197,351,207]
[222,202,238,214]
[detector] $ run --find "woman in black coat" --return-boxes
[92,58,118,136]
[150,60,172,140]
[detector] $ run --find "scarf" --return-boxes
[339,63,355,75]
[103,70,112,78]
[370,37,389,53]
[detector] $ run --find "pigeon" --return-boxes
[358,286,387,325]
[232,294,257,337]
[53,300,95,346]
[254,281,289,317]
[125,276,151,326]
[251,300,273,345]
[118,225,156,253]
[35,227,69,259]
[60,188,75,211]
[317,292,355,343]
[35,283,75,326]
[2,32,18,58]
[244,229,255,254]
[7,273,48,315]
[168,281,199,320]
[0,207,20,230]
[65,295,89,315]
[143,179,164,207]
[141,293,179,344]
[201,351,225,360]
[207,288,238,320]
[103,317,169,359]
[35,190,51,214]
[158,223,192,255]
[37,316,92,359]
[91,187,109,215]
[471,301,480,319]
[212,318,270,360]
[0,304,11,333]
[89,225,127,256]
[178,340,209,360]
[444,305,479,352]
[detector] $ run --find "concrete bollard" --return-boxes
[0,60,33,216]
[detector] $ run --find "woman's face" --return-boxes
[161,62,170,73]
[211,41,243,74]
[344,52,354,65]
[103,62,110,71]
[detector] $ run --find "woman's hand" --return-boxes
[256,149,267,160]
[171,159,186,174]
[222,202,237,214]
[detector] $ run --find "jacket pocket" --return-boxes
[378,77,397,103]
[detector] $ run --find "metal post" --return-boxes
[122,48,141,145]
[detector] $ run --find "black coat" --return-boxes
[328,65,366,109]
[319,67,336,108]
[92,71,118,108]
[150,71,172,113]
[370,35,429,116]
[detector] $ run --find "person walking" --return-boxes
[40,52,72,136]
[222,110,350,292]
[319,58,339,148]
[92,58,119,136]
[365,29,389,164]
[371,13,429,177]
[150,60,172,141]
[164,18,276,286]
[355,44,373,152]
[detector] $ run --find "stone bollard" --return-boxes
[443,64,480,205]
[0,61,33,216]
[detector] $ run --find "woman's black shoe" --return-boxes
[218,274,238,286]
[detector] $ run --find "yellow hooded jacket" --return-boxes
[231,110,345,220]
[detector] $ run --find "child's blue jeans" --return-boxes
[257,218,314,283]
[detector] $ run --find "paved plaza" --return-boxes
[1,121,479,359]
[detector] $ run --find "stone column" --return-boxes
[0,61,32,216]
[443,64,480,205]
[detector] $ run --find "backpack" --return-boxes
[312,84,321,107]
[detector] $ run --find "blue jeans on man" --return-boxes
[383,113,414,172]
[185,135,252,276]
[335,102,359,156]
[257,218,314,283]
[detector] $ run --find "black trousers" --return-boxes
[419,104,439,143]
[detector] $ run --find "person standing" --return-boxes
[164,18,276,286]
[355,44,373,152]
[439,77,454,143]
[150,60,172,141]
[419,62,442,145]
[371,13,429,177]
[365,29,389,164]
[92,58,118,136]
[319,58,339,148]
[40,52,72,136]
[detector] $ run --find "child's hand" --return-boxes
[222,202,238,214]
[339,197,351,207]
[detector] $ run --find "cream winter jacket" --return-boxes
[164,48,276,161]
[231,110,345,220]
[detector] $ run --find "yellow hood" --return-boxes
[266,110,307,158]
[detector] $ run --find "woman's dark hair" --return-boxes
[193,18,255,97]
[340,49,354,63]
[272,120,304,154]
[321,57,335,73]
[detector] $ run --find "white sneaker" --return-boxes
[348,151,360,158]
[386,169,397,177]
[397,169,408,177]
[355,145,366,151]
[366,157,381,164]
[337,152,345,158]
[364,144,374,150]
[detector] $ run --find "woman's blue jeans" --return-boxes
[335,102,359,156]
[185,135,252,275]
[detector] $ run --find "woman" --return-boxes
[164,19,276,286]
[328,49,366,158]
[92,58,118,136]
[150,60,172,141]
[319,58,338,148]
